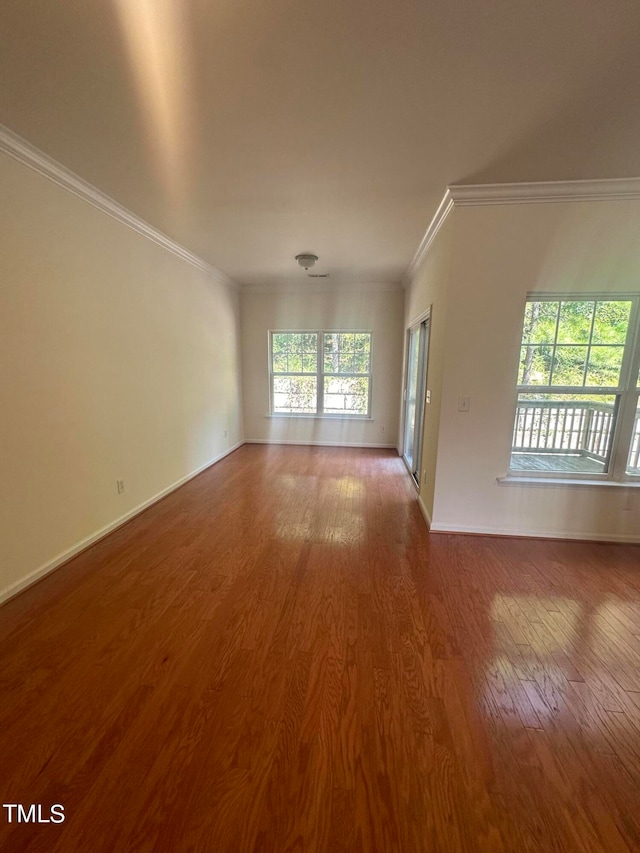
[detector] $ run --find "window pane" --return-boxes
[354,334,370,352]
[272,332,318,374]
[324,377,369,415]
[519,344,551,385]
[302,333,317,351]
[556,301,594,344]
[585,346,625,387]
[592,301,632,344]
[353,351,370,373]
[272,333,288,353]
[324,332,371,375]
[550,346,588,386]
[286,352,302,372]
[273,376,317,413]
[324,333,339,353]
[287,333,302,352]
[522,301,559,343]
[301,352,317,373]
[273,353,288,373]
[271,330,371,416]
[627,399,640,475]
[513,298,638,479]
[339,353,355,373]
[324,352,338,372]
[510,393,617,474]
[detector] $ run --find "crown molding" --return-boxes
[402,189,454,285]
[448,176,640,206]
[404,176,640,285]
[0,124,236,289]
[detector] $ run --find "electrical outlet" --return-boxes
[116,479,125,494]
[381,425,386,433]
[458,396,470,412]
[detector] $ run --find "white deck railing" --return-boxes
[513,400,640,472]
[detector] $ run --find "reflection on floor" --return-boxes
[1,444,639,851]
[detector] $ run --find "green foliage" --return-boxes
[272,331,371,414]
[323,333,370,374]
[592,302,631,344]
[585,345,625,386]
[519,299,631,393]
[272,333,317,374]
[552,346,587,385]
[273,332,371,375]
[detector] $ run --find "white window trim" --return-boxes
[268,330,373,418]
[505,293,640,485]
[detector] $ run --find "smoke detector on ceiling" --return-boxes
[295,253,318,270]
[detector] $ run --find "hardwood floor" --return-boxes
[1,444,640,851]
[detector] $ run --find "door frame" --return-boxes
[402,308,431,488]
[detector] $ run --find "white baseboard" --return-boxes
[417,495,432,529]
[245,439,398,449]
[428,521,640,544]
[0,441,244,606]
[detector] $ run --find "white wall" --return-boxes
[409,199,640,541]
[241,287,404,447]
[0,152,244,601]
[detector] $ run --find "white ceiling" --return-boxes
[2,0,640,288]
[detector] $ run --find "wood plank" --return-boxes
[0,445,639,851]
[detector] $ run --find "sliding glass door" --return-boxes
[403,318,429,485]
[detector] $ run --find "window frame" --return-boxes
[508,293,640,483]
[269,330,373,418]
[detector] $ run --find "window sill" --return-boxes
[265,414,374,421]
[497,474,640,489]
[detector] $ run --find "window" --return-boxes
[510,296,640,479]
[270,331,372,417]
